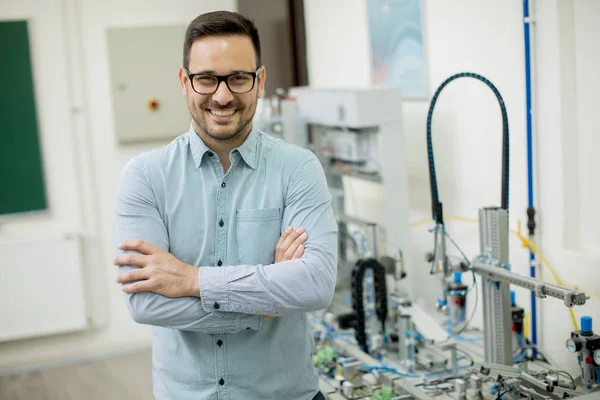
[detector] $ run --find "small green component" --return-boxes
[372,385,394,400]
[313,345,336,368]
[322,346,336,361]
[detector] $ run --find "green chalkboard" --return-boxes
[0,20,47,215]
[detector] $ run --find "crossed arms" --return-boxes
[113,153,338,334]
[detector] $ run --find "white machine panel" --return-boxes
[398,303,451,343]
[342,176,385,225]
[107,25,189,144]
[288,87,403,128]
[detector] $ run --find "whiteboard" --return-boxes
[0,236,88,342]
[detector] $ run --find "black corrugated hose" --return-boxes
[351,258,388,353]
[426,72,510,224]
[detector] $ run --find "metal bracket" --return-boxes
[472,261,588,307]
[534,283,547,299]
[562,292,586,308]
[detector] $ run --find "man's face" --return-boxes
[179,35,265,142]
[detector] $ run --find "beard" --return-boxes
[189,96,258,143]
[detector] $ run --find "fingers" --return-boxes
[116,267,151,284]
[276,226,293,248]
[291,244,304,260]
[276,227,307,262]
[118,240,158,255]
[113,252,148,267]
[275,226,293,260]
[121,279,154,294]
[282,230,308,261]
[281,227,304,250]
[279,227,304,252]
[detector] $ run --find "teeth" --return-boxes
[210,109,235,117]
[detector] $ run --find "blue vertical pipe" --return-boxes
[523,0,537,347]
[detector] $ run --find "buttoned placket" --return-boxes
[208,151,240,399]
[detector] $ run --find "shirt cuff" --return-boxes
[239,314,262,332]
[199,266,228,312]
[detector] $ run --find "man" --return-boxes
[113,10,338,400]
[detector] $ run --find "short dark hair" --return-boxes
[183,11,261,70]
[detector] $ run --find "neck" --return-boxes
[193,121,253,171]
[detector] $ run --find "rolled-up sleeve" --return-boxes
[115,157,262,333]
[200,152,338,316]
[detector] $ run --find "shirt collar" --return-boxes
[235,126,258,169]
[187,123,259,170]
[188,123,210,168]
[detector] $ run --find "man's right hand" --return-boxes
[264,226,308,320]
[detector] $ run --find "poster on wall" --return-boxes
[367,0,428,99]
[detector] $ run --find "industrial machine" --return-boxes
[281,82,596,400]
[309,207,593,399]
[286,86,410,294]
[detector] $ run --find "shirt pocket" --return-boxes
[235,207,281,265]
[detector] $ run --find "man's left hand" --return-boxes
[114,240,199,298]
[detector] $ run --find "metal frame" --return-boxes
[478,207,513,365]
[474,207,589,365]
[433,224,450,306]
[471,262,588,307]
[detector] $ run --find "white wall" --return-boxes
[305,0,600,372]
[0,0,235,372]
[574,0,600,254]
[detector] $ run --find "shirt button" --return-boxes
[221,182,226,188]
[217,339,223,347]
[207,152,214,157]
[219,219,224,227]
[217,260,222,266]
[219,378,225,385]
[213,302,220,309]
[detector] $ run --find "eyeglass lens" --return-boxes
[192,73,254,94]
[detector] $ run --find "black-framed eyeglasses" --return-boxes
[185,67,261,95]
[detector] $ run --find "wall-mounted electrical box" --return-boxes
[107,24,189,144]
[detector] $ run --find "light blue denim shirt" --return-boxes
[114,126,338,400]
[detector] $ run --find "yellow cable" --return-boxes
[409,218,434,227]
[410,215,585,330]
[513,221,579,331]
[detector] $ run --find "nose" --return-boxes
[211,80,234,105]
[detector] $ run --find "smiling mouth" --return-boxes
[209,109,237,117]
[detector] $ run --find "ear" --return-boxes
[178,65,188,96]
[257,66,266,99]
